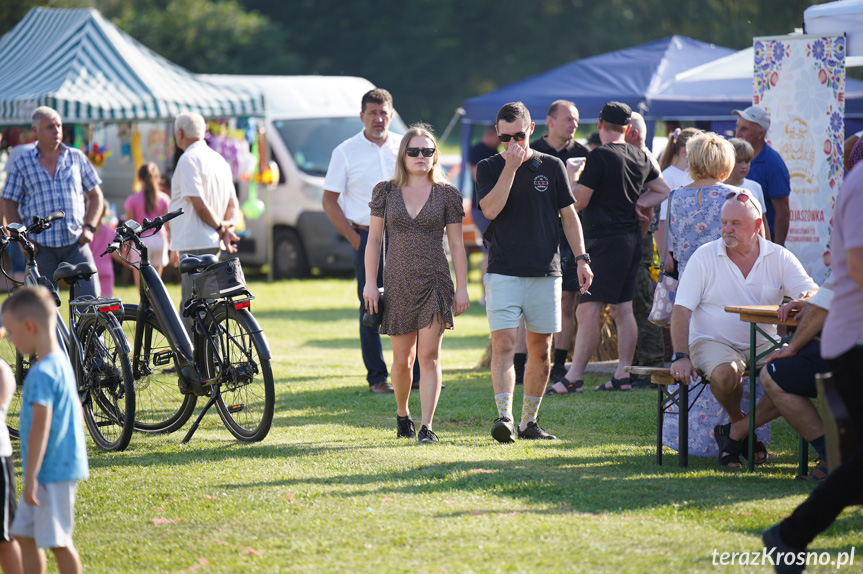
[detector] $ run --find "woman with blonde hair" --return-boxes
[363,123,470,444]
[668,132,767,276]
[124,162,171,287]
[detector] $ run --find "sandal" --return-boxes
[742,436,770,465]
[594,376,632,392]
[545,378,584,395]
[714,423,744,468]
[795,460,829,481]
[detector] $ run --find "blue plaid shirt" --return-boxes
[1,144,101,247]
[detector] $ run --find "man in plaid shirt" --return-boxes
[2,107,104,297]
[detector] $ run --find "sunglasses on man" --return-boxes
[497,132,527,143]
[725,190,758,211]
[406,147,435,157]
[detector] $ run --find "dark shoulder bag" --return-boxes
[362,182,390,328]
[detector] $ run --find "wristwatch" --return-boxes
[83,223,96,233]
[670,352,690,363]
[574,253,591,265]
[216,222,225,233]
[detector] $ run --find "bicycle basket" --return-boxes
[192,258,246,298]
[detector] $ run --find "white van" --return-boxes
[203,75,406,277]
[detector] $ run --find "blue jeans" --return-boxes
[354,229,388,385]
[353,230,422,386]
[34,241,97,298]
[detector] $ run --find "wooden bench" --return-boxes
[628,365,809,473]
[626,366,708,467]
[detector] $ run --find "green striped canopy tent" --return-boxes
[0,7,265,125]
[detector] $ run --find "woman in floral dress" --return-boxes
[363,124,470,444]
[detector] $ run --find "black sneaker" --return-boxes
[517,421,557,440]
[491,416,516,443]
[761,524,806,574]
[397,415,416,438]
[549,363,567,383]
[417,425,438,444]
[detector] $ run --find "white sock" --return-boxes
[494,393,513,420]
[519,394,543,431]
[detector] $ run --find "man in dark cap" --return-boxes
[547,102,670,395]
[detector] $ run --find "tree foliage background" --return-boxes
[1,0,834,137]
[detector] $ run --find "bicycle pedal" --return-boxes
[227,404,244,413]
[153,350,173,367]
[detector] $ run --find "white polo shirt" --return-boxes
[169,140,235,251]
[323,130,402,226]
[675,235,817,349]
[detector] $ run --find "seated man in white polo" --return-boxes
[670,193,816,468]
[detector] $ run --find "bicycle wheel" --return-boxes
[121,304,196,433]
[203,305,274,442]
[78,314,135,451]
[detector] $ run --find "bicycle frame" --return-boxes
[112,210,272,442]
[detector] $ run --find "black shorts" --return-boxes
[763,339,829,398]
[580,232,641,304]
[0,456,15,542]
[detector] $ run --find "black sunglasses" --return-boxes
[497,132,527,143]
[406,147,435,157]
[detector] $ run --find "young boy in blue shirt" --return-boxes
[1,287,88,574]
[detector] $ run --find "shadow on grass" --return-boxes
[210,452,828,515]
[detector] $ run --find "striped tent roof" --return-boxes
[0,7,265,124]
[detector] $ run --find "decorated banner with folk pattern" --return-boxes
[754,35,844,285]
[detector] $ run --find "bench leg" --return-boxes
[657,384,663,465]
[679,383,689,468]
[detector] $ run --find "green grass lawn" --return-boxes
[35,277,863,572]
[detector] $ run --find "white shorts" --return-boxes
[11,480,78,549]
[126,232,168,268]
[484,273,561,334]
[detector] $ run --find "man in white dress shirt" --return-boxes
[322,89,403,393]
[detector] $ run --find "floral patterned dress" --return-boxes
[369,181,465,336]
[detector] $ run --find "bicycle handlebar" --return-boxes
[107,209,184,257]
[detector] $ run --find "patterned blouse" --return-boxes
[668,183,740,277]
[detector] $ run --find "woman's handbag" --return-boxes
[362,183,390,328]
[648,192,678,328]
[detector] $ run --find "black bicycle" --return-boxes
[0,211,136,451]
[107,209,274,443]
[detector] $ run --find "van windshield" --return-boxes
[273,116,407,176]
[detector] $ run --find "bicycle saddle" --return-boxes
[178,254,219,275]
[53,262,98,283]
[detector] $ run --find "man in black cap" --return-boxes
[547,101,670,394]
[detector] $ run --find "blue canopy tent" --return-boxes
[459,36,736,197]
[648,46,863,120]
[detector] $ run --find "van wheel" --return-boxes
[273,228,309,278]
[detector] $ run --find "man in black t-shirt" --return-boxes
[532,100,590,384]
[551,101,670,394]
[476,102,593,443]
